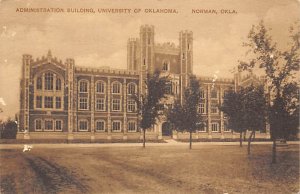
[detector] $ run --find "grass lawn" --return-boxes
[0,144,299,194]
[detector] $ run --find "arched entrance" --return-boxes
[162,122,172,137]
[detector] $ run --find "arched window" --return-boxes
[79,81,88,93]
[56,78,61,91]
[44,72,53,90]
[127,83,136,95]
[96,81,105,93]
[36,77,42,90]
[162,61,169,71]
[112,82,121,94]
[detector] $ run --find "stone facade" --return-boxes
[17,25,270,141]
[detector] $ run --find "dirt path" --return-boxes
[0,150,89,194]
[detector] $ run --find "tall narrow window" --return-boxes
[45,120,53,131]
[112,99,121,111]
[96,98,105,111]
[55,120,62,131]
[211,89,218,99]
[56,97,61,109]
[112,82,121,94]
[36,96,42,108]
[44,72,53,90]
[35,119,42,131]
[127,99,136,112]
[128,83,136,95]
[79,81,88,93]
[56,78,61,91]
[211,102,218,114]
[96,81,105,93]
[36,77,42,90]
[79,120,88,131]
[211,122,219,132]
[198,103,206,114]
[112,121,121,132]
[128,121,136,132]
[44,96,53,108]
[79,98,88,110]
[200,89,206,99]
[96,120,105,131]
[162,62,169,71]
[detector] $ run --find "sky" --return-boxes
[0,0,299,120]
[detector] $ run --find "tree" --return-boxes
[0,118,18,139]
[238,21,300,163]
[221,85,267,153]
[135,70,168,148]
[221,89,246,147]
[242,85,267,155]
[167,76,203,149]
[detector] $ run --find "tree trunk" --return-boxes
[247,130,255,155]
[239,132,243,147]
[143,128,146,148]
[272,138,276,163]
[189,130,192,150]
[243,131,247,141]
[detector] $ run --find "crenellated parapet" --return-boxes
[75,66,139,76]
[154,42,179,55]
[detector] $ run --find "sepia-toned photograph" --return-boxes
[0,0,299,193]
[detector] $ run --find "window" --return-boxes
[112,121,121,132]
[79,81,88,93]
[79,98,88,110]
[162,62,169,71]
[198,122,206,132]
[224,123,231,132]
[112,82,121,94]
[199,103,206,114]
[211,89,218,99]
[143,58,146,66]
[112,99,121,111]
[211,103,218,114]
[79,120,88,131]
[128,121,136,132]
[56,78,61,91]
[36,77,42,90]
[44,96,53,108]
[165,83,172,95]
[35,119,42,131]
[36,96,42,108]
[44,72,53,90]
[45,120,53,131]
[96,81,105,93]
[200,89,206,99]
[56,97,61,109]
[96,98,105,111]
[128,83,136,95]
[55,120,62,131]
[211,122,219,132]
[96,120,105,131]
[127,99,136,112]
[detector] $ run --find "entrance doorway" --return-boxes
[162,122,172,137]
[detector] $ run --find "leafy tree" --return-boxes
[238,21,299,163]
[0,118,18,139]
[135,70,168,148]
[221,85,267,153]
[168,76,203,149]
[221,89,246,147]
